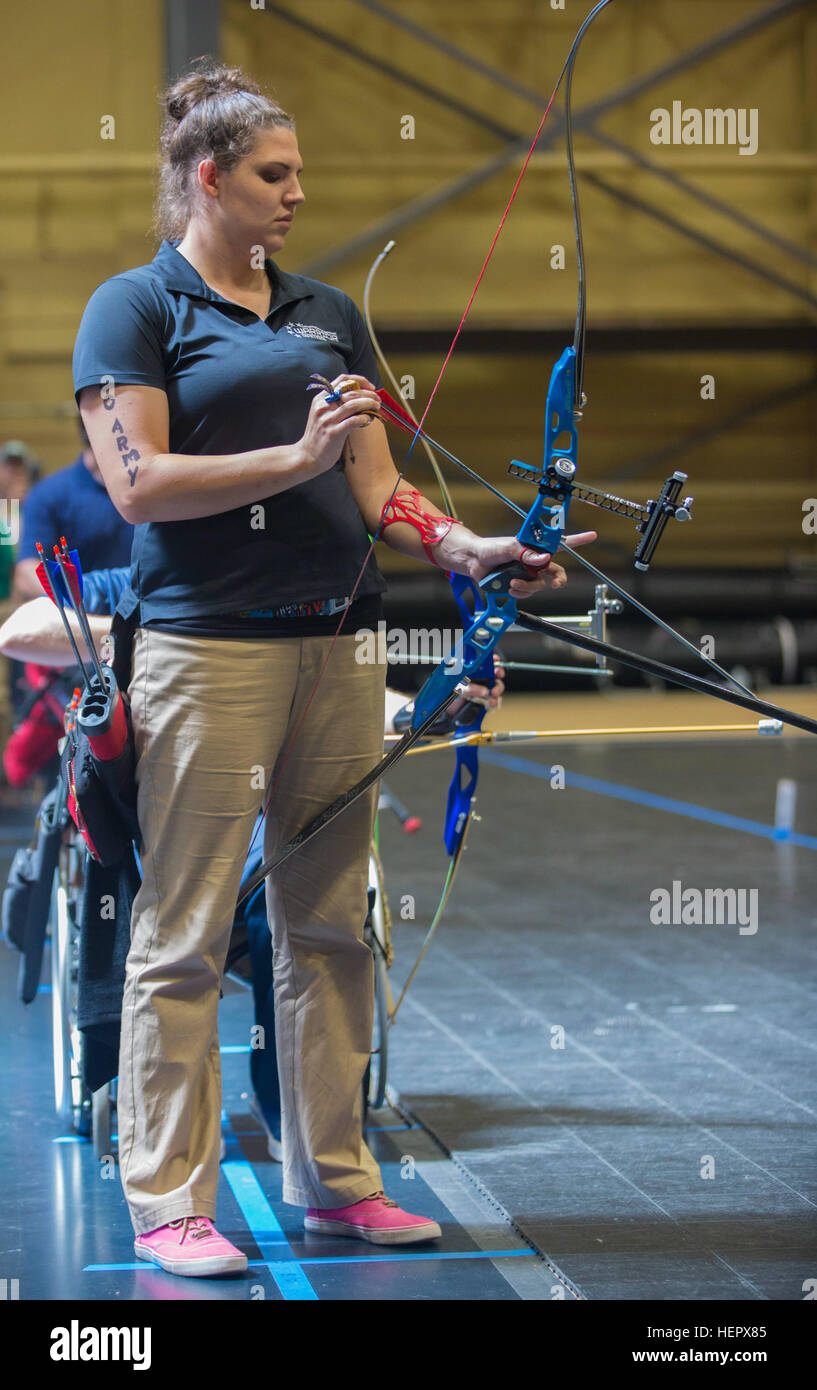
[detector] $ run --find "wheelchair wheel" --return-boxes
[50,840,91,1137]
[92,1083,112,1159]
[51,868,74,1127]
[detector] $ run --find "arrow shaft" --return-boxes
[395,722,772,753]
[515,611,817,736]
[53,550,107,688]
[35,560,91,689]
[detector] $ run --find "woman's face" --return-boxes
[201,126,306,256]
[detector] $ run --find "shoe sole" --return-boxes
[134,1244,247,1277]
[303,1216,442,1245]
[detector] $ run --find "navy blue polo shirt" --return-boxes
[71,240,386,631]
[17,455,133,572]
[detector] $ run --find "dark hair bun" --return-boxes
[164,57,263,124]
[155,57,294,239]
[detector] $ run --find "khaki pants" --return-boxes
[120,627,385,1235]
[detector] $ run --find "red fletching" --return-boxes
[35,543,58,604]
[376,388,423,437]
[35,561,56,604]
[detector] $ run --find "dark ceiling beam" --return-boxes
[373,324,817,354]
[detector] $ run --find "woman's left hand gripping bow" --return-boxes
[443,530,599,598]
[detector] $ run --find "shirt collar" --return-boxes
[152,239,314,313]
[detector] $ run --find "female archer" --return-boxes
[73,58,595,1277]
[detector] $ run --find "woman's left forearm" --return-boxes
[377,493,484,577]
[347,412,596,594]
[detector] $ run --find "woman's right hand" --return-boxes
[297,374,382,476]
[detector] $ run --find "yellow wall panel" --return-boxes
[0,0,811,579]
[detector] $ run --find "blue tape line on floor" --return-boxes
[482,750,817,849]
[298,1249,534,1265]
[220,1159,318,1301]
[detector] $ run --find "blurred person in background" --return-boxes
[13,416,133,602]
[0,438,38,508]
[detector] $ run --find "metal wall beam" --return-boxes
[581,172,817,312]
[164,0,222,83]
[373,324,817,354]
[610,373,817,484]
[299,0,815,296]
[350,0,817,272]
[585,127,817,273]
[351,0,812,126]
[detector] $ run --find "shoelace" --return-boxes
[365,1191,398,1208]
[168,1216,213,1244]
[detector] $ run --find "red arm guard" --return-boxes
[379,488,457,566]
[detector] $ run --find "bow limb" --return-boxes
[386,824,473,1026]
[396,723,776,753]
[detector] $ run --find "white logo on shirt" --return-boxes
[285,322,340,343]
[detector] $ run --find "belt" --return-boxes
[229,595,351,620]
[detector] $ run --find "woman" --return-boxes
[73,59,594,1278]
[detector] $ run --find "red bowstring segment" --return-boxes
[244,80,565,864]
[409,86,564,443]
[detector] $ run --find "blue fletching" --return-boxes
[68,548,84,598]
[45,559,70,607]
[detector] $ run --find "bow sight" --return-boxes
[507,456,694,573]
[507,347,694,572]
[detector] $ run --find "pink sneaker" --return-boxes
[304,1191,442,1246]
[134,1216,247,1277]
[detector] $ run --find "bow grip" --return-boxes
[480,557,545,597]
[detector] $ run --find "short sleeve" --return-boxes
[72,274,167,402]
[345,298,382,390]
